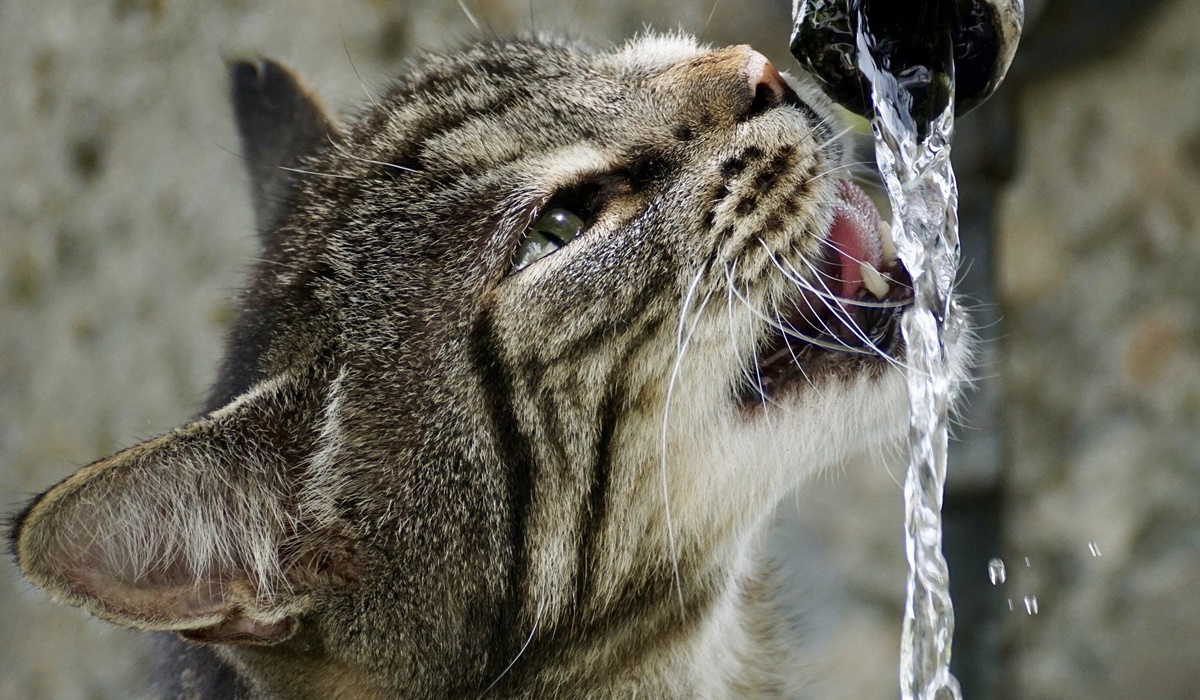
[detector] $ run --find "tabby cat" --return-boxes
[11,33,970,698]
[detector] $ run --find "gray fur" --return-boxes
[11,33,969,698]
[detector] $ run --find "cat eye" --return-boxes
[513,207,586,271]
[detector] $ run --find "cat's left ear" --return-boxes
[230,58,341,234]
[11,372,356,646]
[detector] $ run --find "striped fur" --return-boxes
[11,34,971,698]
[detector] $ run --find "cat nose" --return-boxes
[745,50,788,116]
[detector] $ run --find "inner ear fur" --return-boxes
[12,373,356,645]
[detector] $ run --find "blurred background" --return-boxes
[2,0,1198,697]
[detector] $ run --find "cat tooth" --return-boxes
[879,220,897,263]
[860,263,891,299]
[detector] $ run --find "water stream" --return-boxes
[790,2,981,695]
[854,11,966,700]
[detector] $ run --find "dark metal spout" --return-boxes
[790,0,1024,119]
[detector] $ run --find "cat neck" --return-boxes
[481,527,797,698]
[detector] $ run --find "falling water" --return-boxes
[854,8,965,700]
[787,0,1019,694]
[987,558,1006,586]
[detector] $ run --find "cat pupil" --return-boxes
[535,208,585,243]
[513,207,586,270]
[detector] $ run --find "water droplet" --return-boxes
[1023,596,1039,615]
[1007,598,1014,611]
[1088,542,1102,557]
[1024,557,1032,568]
[987,557,1006,585]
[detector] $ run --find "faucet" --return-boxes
[790,0,1024,120]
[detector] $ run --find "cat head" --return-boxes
[12,33,956,696]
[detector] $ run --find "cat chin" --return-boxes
[674,308,976,530]
[751,307,977,486]
[738,360,911,484]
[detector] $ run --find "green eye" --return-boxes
[513,207,586,270]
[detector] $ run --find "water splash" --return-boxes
[854,8,964,700]
[987,558,1006,586]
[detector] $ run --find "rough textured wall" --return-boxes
[997,0,1200,697]
[2,0,1198,698]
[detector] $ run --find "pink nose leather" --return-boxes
[745,50,787,103]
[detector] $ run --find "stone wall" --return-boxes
[997,1,1200,697]
[2,0,1197,698]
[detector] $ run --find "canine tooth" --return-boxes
[879,220,897,263]
[860,263,891,299]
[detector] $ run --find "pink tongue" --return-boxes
[826,181,883,299]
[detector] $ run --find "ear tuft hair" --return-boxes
[12,374,354,645]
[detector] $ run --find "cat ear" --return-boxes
[12,373,356,646]
[229,58,341,234]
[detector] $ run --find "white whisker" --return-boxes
[764,240,910,310]
[770,244,920,372]
[660,268,712,616]
[806,159,877,185]
[723,263,791,408]
[789,254,912,368]
[479,597,544,697]
[700,0,722,40]
[327,132,419,174]
[457,0,483,32]
[341,28,380,109]
[720,264,826,487]
[275,165,356,180]
[725,265,878,356]
[814,124,854,155]
[723,262,762,394]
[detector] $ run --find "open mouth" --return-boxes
[741,179,913,404]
